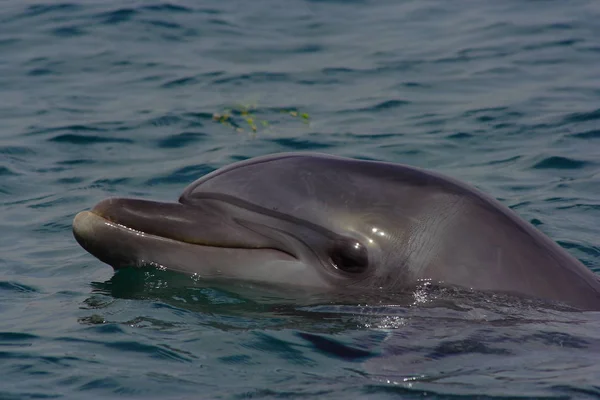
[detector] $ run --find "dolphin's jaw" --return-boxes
[73,211,142,269]
[72,211,331,288]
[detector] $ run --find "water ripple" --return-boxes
[531,156,591,170]
[105,341,193,362]
[145,164,214,186]
[571,129,600,139]
[156,132,208,149]
[50,134,134,145]
[563,108,600,123]
[0,281,39,294]
[98,8,136,25]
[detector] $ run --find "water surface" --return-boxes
[2,0,600,398]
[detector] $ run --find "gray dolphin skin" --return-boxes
[73,152,600,310]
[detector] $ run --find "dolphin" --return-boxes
[72,152,600,310]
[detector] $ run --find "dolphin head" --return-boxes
[73,153,445,292]
[73,152,600,307]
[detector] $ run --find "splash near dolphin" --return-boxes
[72,153,600,310]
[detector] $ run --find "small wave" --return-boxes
[19,3,80,19]
[322,67,357,75]
[0,38,19,47]
[562,108,600,124]
[344,133,403,140]
[105,341,194,363]
[212,72,290,85]
[28,194,86,209]
[342,99,411,114]
[531,156,590,170]
[571,129,600,139]
[56,159,96,166]
[522,38,583,51]
[146,115,183,127]
[219,354,254,365]
[0,331,39,343]
[485,155,522,166]
[427,338,512,360]
[145,164,213,186]
[143,4,193,13]
[0,166,19,177]
[157,132,208,149]
[51,25,85,37]
[0,281,38,294]
[26,68,54,76]
[296,332,375,361]
[142,19,182,30]
[558,241,600,259]
[268,137,335,151]
[91,178,130,188]
[161,76,198,89]
[446,132,473,140]
[463,107,524,123]
[36,219,74,233]
[244,332,315,366]
[50,134,133,145]
[370,99,411,111]
[28,124,106,136]
[97,8,136,25]
[77,377,122,393]
[399,81,429,88]
[523,331,588,349]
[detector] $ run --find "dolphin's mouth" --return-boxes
[72,197,299,271]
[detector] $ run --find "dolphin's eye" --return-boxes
[329,239,369,274]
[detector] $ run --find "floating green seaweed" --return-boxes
[212,103,310,134]
[282,109,310,123]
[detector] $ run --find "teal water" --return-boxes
[2,0,600,398]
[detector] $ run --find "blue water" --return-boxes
[2,0,600,398]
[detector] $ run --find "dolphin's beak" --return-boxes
[72,197,298,272]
